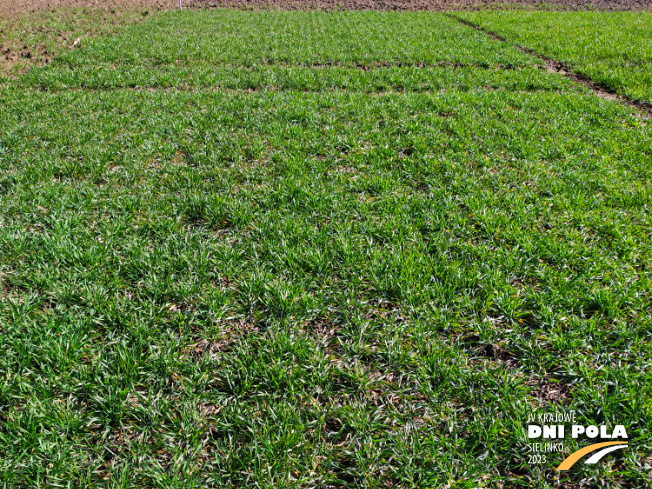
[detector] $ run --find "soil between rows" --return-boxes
[1,0,650,17]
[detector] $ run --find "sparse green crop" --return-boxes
[1,10,651,489]
[0,7,157,79]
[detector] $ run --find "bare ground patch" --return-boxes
[0,0,168,18]
[1,0,650,18]
[188,0,651,10]
[0,7,161,77]
[530,377,572,405]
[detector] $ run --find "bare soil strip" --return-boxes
[1,0,651,17]
[185,0,652,11]
[451,15,652,118]
[0,0,168,18]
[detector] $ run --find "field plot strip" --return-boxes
[51,11,537,67]
[21,65,582,94]
[451,16,652,118]
[1,10,652,487]
[453,11,652,115]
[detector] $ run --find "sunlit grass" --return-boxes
[1,10,651,488]
[456,11,652,104]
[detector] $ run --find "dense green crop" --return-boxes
[456,11,652,104]
[1,10,651,488]
[22,64,578,91]
[55,11,538,67]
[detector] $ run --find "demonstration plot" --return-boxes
[1,10,651,488]
[457,11,652,105]
[23,64,579,91]
[54,11,538,67]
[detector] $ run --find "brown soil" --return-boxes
[1,0,650,17]
[0,5,159,77]
[192,0,652,10]
[0,0,166,18]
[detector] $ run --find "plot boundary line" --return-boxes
[448,14,652,119]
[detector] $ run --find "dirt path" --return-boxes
[1,0,650,17]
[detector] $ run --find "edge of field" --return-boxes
[0,6,165,80]
[2,1,651,82]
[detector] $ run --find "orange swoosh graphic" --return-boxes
[557,441,628,471]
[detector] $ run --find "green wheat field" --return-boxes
[1,9,651,488]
